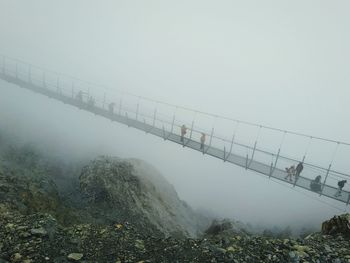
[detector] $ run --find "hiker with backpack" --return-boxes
[335,180,347,197]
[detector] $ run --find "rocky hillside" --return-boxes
[0,204,349,262]
[0,132,211,237]
[0,132,349,262]
[78,156,209,237]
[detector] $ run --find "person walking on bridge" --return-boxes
[295,162,304,179]
[285,165,295,182]
[180,124,187,143]
[310,175,322,192]
[200,133,206,151]
[335,180,347,197]
[108,102,115,114]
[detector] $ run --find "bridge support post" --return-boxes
[184,121,195,147]
[269,162,274,178]
[153,108,157,127]
[272,149,281,177]
[247,141,257,168]
[205,128,214,154]
[245,154,249,170]
[170,115,175,134]
[162,125,166,140]
[347,193,350,206]
[189,121,194,139]
[223,146,226,161]
[224,133,235,162]
[320,164,331,197]
[125,112,130,127]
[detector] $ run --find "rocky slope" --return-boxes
[0,138,209,237]
[78,156,208,237]
[0,133,349,262]
[322,214,350,237]
[0,204,349,262]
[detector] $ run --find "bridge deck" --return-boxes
[1,71,349,205]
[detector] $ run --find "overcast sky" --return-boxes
[0,0,350,229]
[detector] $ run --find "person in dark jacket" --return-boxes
[310,175,322,192]
[335,180,347,197]
[295,162,304,179]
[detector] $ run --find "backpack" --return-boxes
[338,180,346,188]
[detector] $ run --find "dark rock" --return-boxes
[321,213,350,236]
[30,227,48,237]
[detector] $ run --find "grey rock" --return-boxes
[30,227,48,236]
[67,253,83,261]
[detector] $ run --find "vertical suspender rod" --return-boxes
[136,102,139,120]
[162,125,166,140]
[247,141,257,168]
[184,120,195,147]
[320,142,339,196]
[205,128,214,154]
[170,115,175,134]
[153,108,157,127]
[320,164,332,197]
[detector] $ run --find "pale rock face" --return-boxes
[79,156,209,237]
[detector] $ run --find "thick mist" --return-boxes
[1,0,350,231]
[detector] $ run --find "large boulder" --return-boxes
[79,156,209,237]
[321,213,350,236]
[204,219,249,237]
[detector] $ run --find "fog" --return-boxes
[1,0,350,230]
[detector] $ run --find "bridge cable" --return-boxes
[320,142,340,195]
[302,136,313,163]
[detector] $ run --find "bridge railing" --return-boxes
[1,55,350,204]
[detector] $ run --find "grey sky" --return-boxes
[1,0,350,228]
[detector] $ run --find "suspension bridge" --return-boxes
[0,56,349,206]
